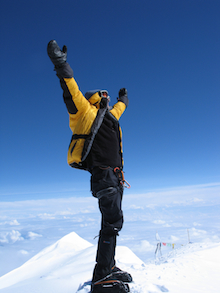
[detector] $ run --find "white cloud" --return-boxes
[126,182,220,206]
[19,250,29,255]
[192,198,203,202]
[172,222,186,228]
[163,223,171,227]
[129,205,144,210]
[190,227,207,236]
[0,230,24,244]
[38,213,56,220]
[212,235,220,241]
[9,220,20,226]
[27,232,42,240]
[0,219,20,226]
[153,220,166,225]
[133,240,155,253]
[169,235,179,242]
[193,222,201,227]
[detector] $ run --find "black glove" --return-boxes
[47,40,67,68]
[119,88,127,98]
[47,40,73,78]
[118,88,129,107]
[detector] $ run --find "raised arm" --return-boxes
[47,40,92,131]
[110,88,129,120]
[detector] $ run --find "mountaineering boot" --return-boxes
[91,279,130,293]
[111,266,133,283]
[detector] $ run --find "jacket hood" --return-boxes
[85,90,101,108]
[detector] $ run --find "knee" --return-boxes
[99,188,123,218]
[101,213,124,236]
[100,193,124,234]
[97,186,124,235]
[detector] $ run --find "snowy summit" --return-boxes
[0,231,220,293]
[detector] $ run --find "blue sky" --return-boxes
[1,0,219,201]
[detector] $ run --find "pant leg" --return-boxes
[92,186,124,282]
[91,168,124,282]
[92,234,116,282]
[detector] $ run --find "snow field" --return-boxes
[0,232,220,293]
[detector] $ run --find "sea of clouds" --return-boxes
[0,182,220,279]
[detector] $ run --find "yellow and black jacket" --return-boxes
[57,63,128,171]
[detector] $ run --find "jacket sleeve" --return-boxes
[56,62,91,116]
[63,77,90,114]
[55,62,94,132]
[62,77,96,133]
[110,93,129,120]
[110,102,126,120]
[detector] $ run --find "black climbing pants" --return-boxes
[90,167,124,282]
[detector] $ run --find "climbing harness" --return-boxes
[114,167,131,189]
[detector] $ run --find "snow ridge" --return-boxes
[0,232,220,293]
